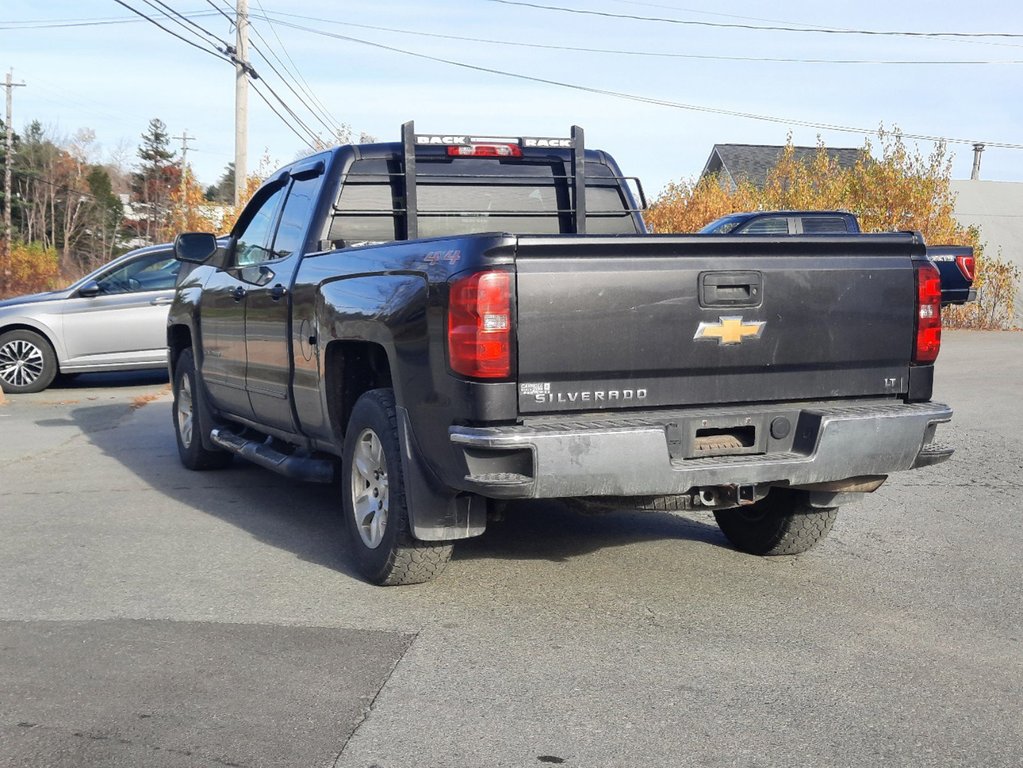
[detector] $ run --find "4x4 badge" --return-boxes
[694,316,766,345]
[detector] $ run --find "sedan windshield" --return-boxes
[699,214,751,234]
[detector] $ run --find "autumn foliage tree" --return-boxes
[644,130,1019,329]
[160,161,267,243]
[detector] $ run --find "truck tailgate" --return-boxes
[514,234,922,414]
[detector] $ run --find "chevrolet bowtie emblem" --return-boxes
[694,316,766,345]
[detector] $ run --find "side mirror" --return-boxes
[78,280,101,298]
[174,232,218,264]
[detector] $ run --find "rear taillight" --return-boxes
[448,270,513,379]
[914,261,942,364]
[955,252,976,282]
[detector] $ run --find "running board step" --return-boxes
[210,429,335,483]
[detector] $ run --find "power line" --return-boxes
[143,0,231,48]
[487,0,1023,39]
[251,10,1023,65]
[249,80,316,150]
[0,10,222,29]
[12,168,97,202]
[245,35,339,136]
[109,0,230,63]
[202,0,234,24]
[251,77,322,146]
[266,19,1023,151]
[251,0,345,131]
[108,1,322,156]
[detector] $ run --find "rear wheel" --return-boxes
[0,329,58,394]
[713,488,837,555]
[172,348,232,470]
[342,388,452,585]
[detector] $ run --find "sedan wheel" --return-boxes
[0,330,58,394]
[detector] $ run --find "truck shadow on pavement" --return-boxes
[73,400,728,580]
[455,501,725,564]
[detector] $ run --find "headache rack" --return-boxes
[335,121,646,241]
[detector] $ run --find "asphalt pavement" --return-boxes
[0,332,1020,768]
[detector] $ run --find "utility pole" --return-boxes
[2,69,26,290]
[234,0,249,207]
[172,130,194,219]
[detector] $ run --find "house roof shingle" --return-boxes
[702,144,864,188]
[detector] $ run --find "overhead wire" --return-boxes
[202,0,234,24]
[263,18,1023,151]
[0,10,222,30]
[108,0,326,151]
[197,0,342,142]
[486,0,1023,39]
[143,0,231,48]
[249,81,317,150]
[109,0,230,64]
[249,10,1023,65]
[245,33,341,137]
[252,0,345,132]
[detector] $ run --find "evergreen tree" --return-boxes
[207,162,235,203]
[86,166,124,265]
[130,118,177,241]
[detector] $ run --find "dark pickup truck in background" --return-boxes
[168,124,953,585]
[700,210,977,306]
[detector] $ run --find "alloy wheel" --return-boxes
[0,339,45,389]
[176,374,194,448]
[350,428,389,549]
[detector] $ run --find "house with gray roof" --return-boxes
[701,144,864,190]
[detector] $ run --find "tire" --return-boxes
[713,488,837,556]
[0,329,58,394]
[342,388,452,586]
[172,348,232,470]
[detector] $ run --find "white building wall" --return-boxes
[951,179,1023,326]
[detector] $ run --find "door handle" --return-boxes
[699,271,763,308]
[232,286,247,302]
[270,284,287,301]
[150,297,173,306]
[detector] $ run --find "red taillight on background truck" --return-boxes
[448,270,513,378]
[914,261,942,364]
[955,252,976,282]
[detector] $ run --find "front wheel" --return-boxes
[172,348,232,470]
[0,329,58,393]
[342,389,452,585]
[713,489,837,556]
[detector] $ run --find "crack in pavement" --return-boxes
[330,629,418,768]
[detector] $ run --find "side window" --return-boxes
[234,185,287,267]
[743,217,789,235]
[95,251,180,295]
[329,158,400,246]
[802,216,851,234]
[271,175,323,260]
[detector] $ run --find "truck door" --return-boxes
[201,183,287,420]
[244,164,325,433]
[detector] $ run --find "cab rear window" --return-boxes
[327,157,637,246]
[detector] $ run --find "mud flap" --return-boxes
[397,406,487,541]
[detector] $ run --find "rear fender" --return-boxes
[317,275,484,540]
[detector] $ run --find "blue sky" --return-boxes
[3,0,1021,196]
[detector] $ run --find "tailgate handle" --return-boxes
[700,271,763,308]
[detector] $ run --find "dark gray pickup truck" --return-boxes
[168,123,953,585]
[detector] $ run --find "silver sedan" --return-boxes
[0,244,179,394]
